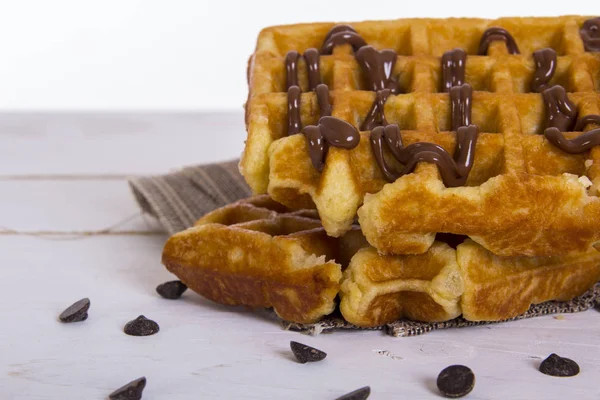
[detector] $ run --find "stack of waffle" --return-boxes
[163,16,600,328]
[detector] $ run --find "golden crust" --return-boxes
[241,16,600,256]
[340,243,463,327]
[340,239,600,327]
[162,197,600,326]
[459,239,600,321]
[161,196,367,324]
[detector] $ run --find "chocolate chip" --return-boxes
[436,365,475,398]
[539,353,580,377]
[290,341,327,363]
[156,280,187,299]
[335,386,371,400]
[124,315,159,336]
[109,376,146,400]
[58,298,90,323]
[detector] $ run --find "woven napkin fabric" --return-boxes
[129,159,600,337]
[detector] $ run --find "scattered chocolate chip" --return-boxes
[156,280,187,299]
[124,315,159,336]
[539,353,580,377]
[335,386,371,400]
[437,365,475,398]
[290,341,327,363]
[109,376,146,400]
[58,298,90,323]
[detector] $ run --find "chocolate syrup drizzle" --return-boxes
[581,18,600,52]
[450,84,473,131]
[544,127,600,154]
[281,23,600,182]
[356,46,398,93]
[478,27,520,55]
[286,25,483,185]
[303,48,321,90]
[370,124,479,186]
[542,85,577,132]
[541,85,600,154]
[321,25,367,55]
[368,83,478,186]
[441,49,467,92]
[575,115,600,131]
[285,48,330,136]
[303,116,360,172]
[531,48,557,93]
[361,89,391,131]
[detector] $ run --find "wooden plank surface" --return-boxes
[1,113,599,399]
[0,112,245,176]
[2,235,600,399]
[0,180,161,233]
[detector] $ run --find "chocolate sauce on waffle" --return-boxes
[303,116,360,171]
[450,84,473,131]
[285,49,326,135]
[575,114,600,131]
[540,86,600,154]
[361,89,392,131]
[545,127,600,154]
[287,85,302,135]
[370,83,478,186]
[370,124,479,186]
[542,85,577,132]
[581,18,600,52]
[532,48,557,93]
[321,25,367,54]
[286,51,301,88]
[478,27,520,55]
[315,84,332,117]
[441,49,467,92]
[356,46,398,93]
[304,48,322,90]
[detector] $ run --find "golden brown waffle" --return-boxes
[340,239,600,327]
[241,16,600,256]
[340,242,463,326]
[161,195,367,324]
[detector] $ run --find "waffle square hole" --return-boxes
[381,95,418,130]
[208,206,274,226]
[432,56,496,92]
[358,22,413,55]
[496,20,567,56]
[512,93,592,135]
[351,57,414,93]
[523,134,589,177]
[269,22,414,57]
[427,22,488,56]
[237,217,321,236]
[265,94,321,139]
[586,54,600,92]
[432,94,501,133]
[507,57,574,93]
[262,55,336,94]
[270,24,337,56]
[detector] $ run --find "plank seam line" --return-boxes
[0,174,130,181]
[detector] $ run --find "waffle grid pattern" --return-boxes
[162,196,368,323]
[161,196,600,326]
[241,16,600,256]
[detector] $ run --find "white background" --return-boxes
[0,0,594,111]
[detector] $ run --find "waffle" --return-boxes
[240,16,600,256]
[161,195,367,324]
[340,238,600,327]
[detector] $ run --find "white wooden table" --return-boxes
[1,112,599,399]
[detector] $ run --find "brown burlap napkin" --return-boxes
[128,160,600,337]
